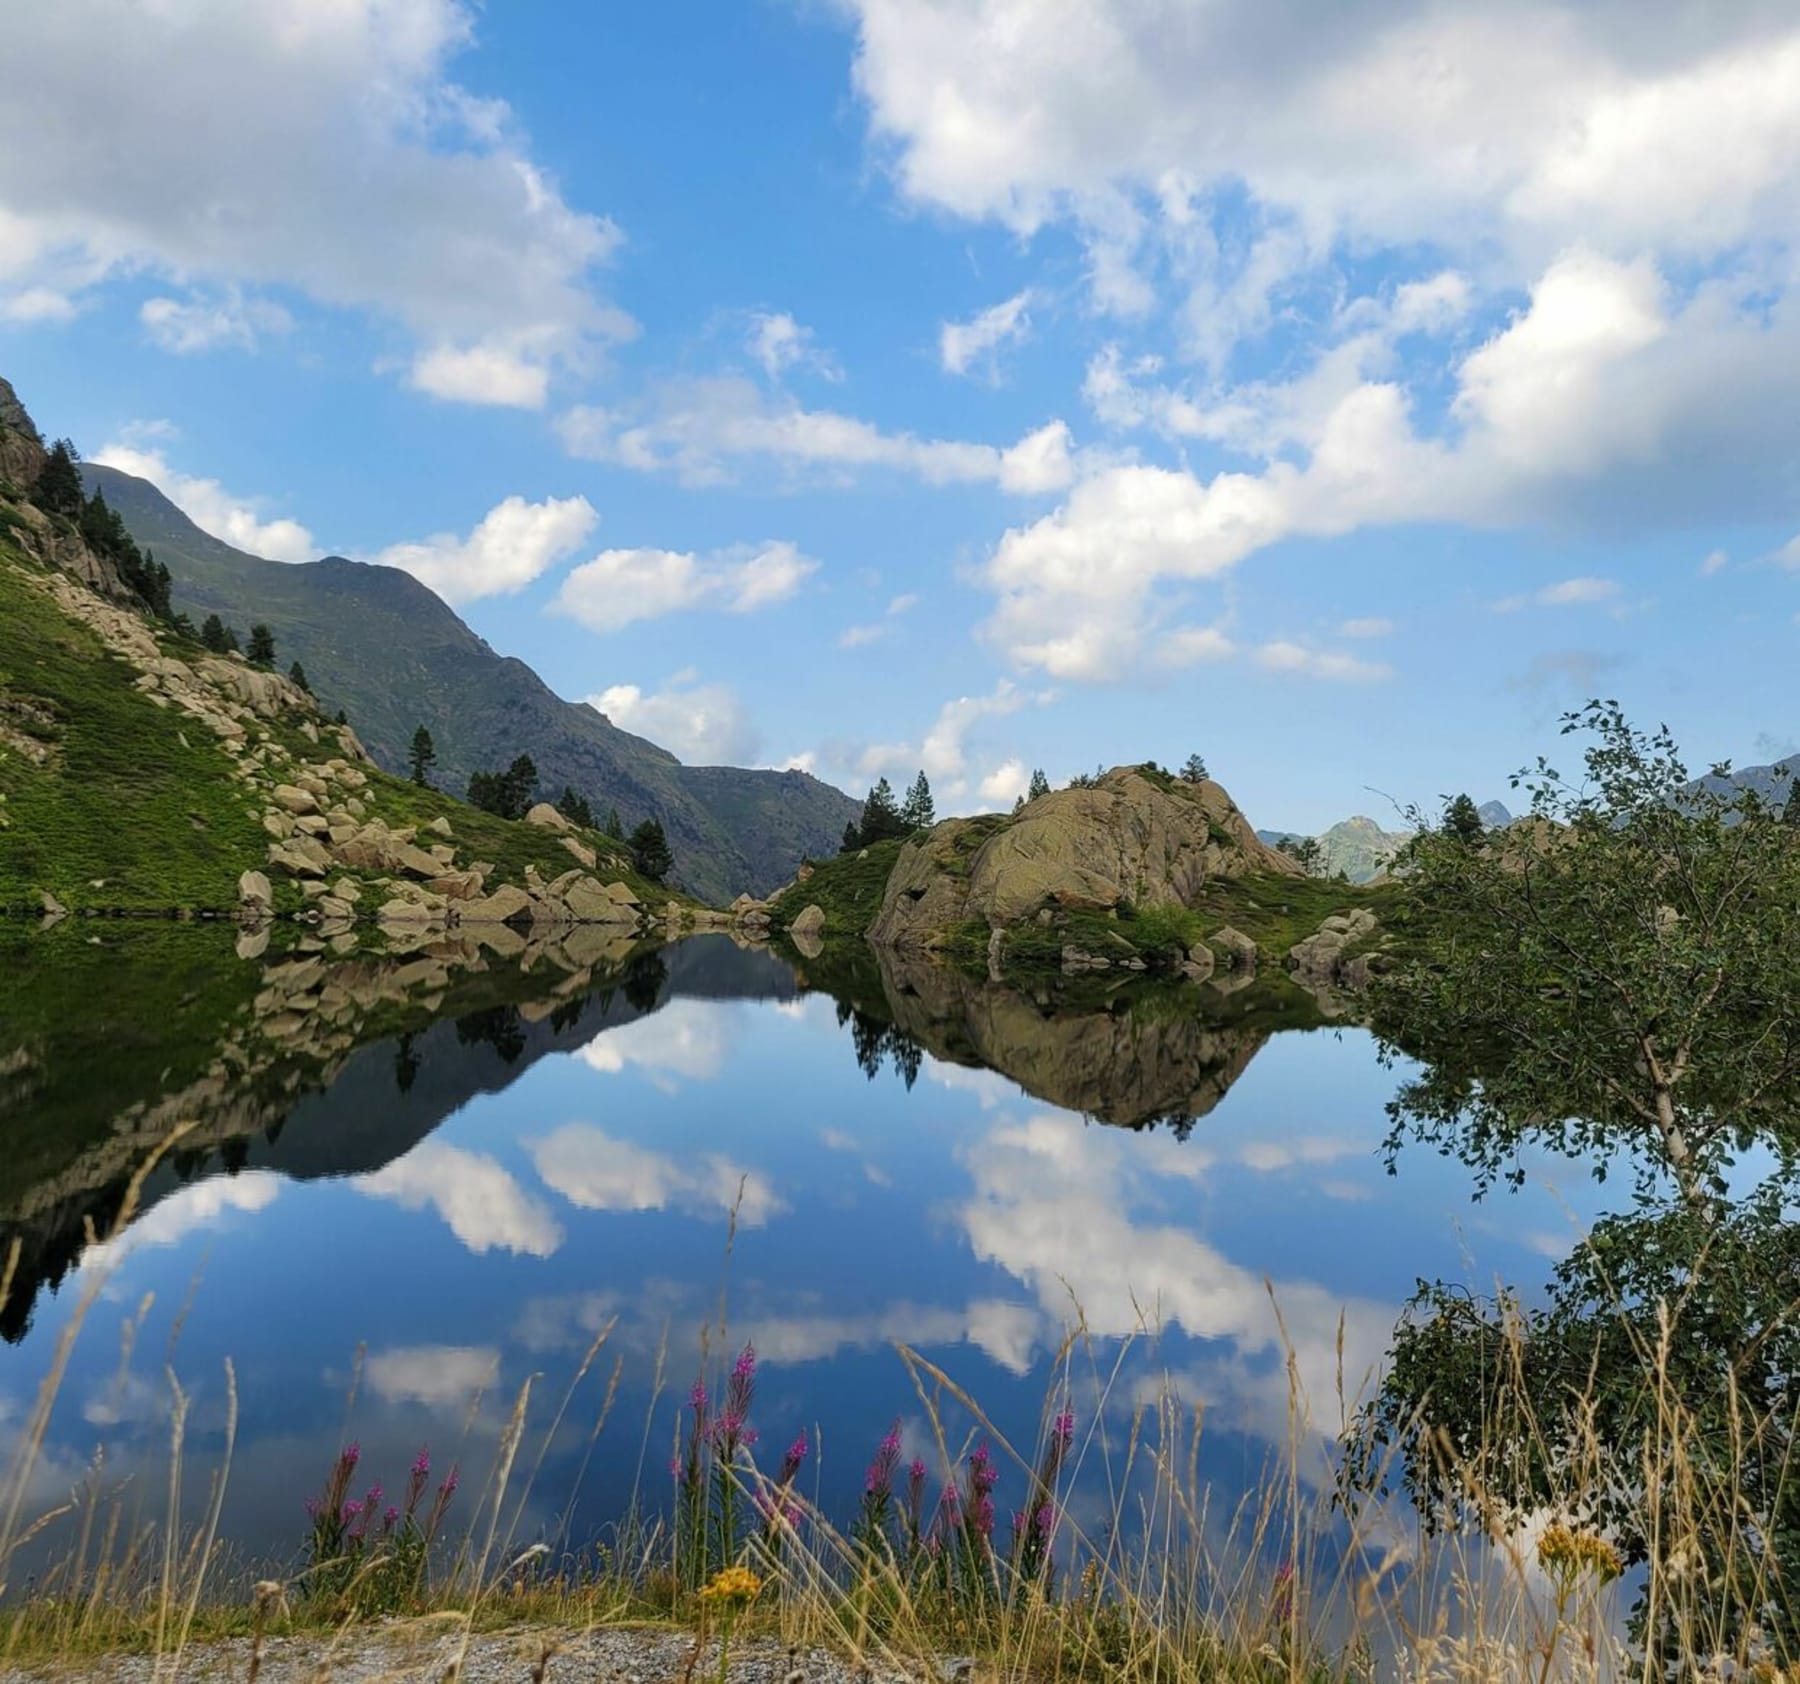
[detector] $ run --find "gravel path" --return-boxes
[0,1628,958,1684]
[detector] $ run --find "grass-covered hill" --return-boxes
[0,504,680,922]
[82,462,859,902]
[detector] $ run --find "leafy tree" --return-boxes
[1439,791,1485,846]
[604,807,623,841]
[1370,701,1800,1212]
[287,661,311,694]
[1026,768,1052,802]
[246,623,276,666]
[31,438,83,517]
[1352,1184,1800,1669]
[900,769,935,830]
[408,725,436,788]
[1179,752,1209,784]
[629,816,673,882]
[556,786,594,828]
[199,614,238,655]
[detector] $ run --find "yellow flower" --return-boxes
[1537,1523,1623,1584]
[700,1566,763,1607]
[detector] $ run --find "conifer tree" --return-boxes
[287,661,311,693]
[856,776,909,845]
[199,614,237,654]
[605,807,624,841]
[556,786,594,828]
[409,725,436,787]
[1027,767,1051,802]
[246,623,276,665]
[1441,792,1485,847]
[31,439,83,517]
[900,769,935,830]
[1180,752,1209,784]
[629,816,673,881]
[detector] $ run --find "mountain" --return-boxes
[1478,800,1514,827]
[81,462,859,901]
[1258,815,1412,883]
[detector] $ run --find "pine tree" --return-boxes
[334,709,348,726]
[287,661,311,693]
[1179,752,1209,784]
[856,776,909,845]
[1027,768,1051,802]
[246,623,276,666]
[199,614,236,654]
[1441,793,1485,847]
[604,807,624,841]
[501,754,538,820]
[31,439,83,517]
[409,725,436,787]
[900,769,935,830]
[557,786,594,828]
[629,816,673,882]
[841,820,862,853]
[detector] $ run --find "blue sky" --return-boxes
[2,0,1798,832]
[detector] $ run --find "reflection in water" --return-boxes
[0,915,1678,1609]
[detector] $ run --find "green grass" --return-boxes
[0,539,696,914]
[0,548,270,911]
[1191,871,1405,957]
[767,839,905,937]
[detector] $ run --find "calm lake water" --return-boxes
[0,925,1613,1574]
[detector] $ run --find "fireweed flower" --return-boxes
[865,1423,902,1496]
[778,1433,809,1484]
[1053,1411,1075,1447]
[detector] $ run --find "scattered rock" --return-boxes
[237,869,274,911]
[1212,926,1259,972]
[270,784,319,816]
[524,802,574,833]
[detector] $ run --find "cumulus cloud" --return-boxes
[555,540,816,632]
[587,677,759,765]
[91,440,319,563]
[82,1172,280,1274]
[0,0,631,400]
[939,289,1035,377]
[529,1121,785,1227]
[558,376,1075,492]
[371,494,596,602]
[364,1345,499,1411]
[1255,641,1394,682]
[1338,616,1395,638]
[355,1141,564,1257]
[1,287,79,323]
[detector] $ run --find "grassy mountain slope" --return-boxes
[83,463,858,902]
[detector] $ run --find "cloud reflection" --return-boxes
[529,1124,785,1227]
[355,1141,564,1257]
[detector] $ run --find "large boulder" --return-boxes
[870,770,1297,948]
[237,869,274,912]
[1288,908,1380,986]
[525,803,574,833]
[460,884,533,924]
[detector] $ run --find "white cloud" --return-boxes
[355,1140,564,1257]
[747,311,839,381]
[558,377,1076,493]
[1338,616,1395,639]
[0,0,630,401]
[140,290,293,354]
[977,758,1030,806]
[81,1172,280,1274]
[1700,550,1728,577]
[838,623,886,649]
[408,339,551,409]
[1255,641,1394,683]
[1155,625,1236,668]
[1491,576,1621,613]
[939,289,1034,377]
[588,678,758,765]
[530,1121,785,1227]
[555,539,816,632]
[575,997,737,1084]
[1,287,78,323]
[846,2,1800,298]
[91,440,319,563]
[846,680,1054,809]
[887,592,919,615]
[364,1345,499,1412]
[371,493,596,602]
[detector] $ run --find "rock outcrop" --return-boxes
[868,768,1298,951]
[1288,908,1381,989]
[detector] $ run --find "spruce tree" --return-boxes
[1441,792,1485,847]
[287,661,311,693]
[900,769,935,830]
[629,816,673,882]
[604,807,624,841]
[246,623,276,665]
[1027,767,1051,802]
[500,754,538,820]
[199,614,235,654]
[31,439,83,517]
[557,786,594,828]
[409,725,436,787]
[841,820,862,853]
[857,776,909,844]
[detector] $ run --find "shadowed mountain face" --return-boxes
[81,464,859,902]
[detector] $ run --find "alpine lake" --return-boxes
[0,913,1730,1623]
